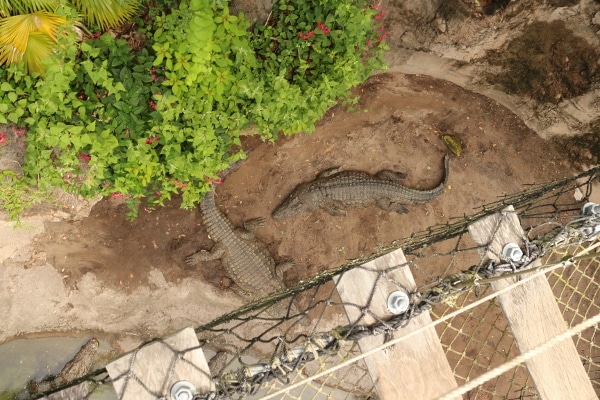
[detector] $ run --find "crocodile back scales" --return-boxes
[201,191,284,296]
[305,169,445,205]
[273,156,449,218]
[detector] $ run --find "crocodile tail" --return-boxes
[409,155,449,201]
[442,155,450,186]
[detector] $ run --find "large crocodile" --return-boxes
[27,338,99,395]
[186,190,300,320]
[272,156,449,219]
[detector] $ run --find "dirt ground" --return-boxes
[31,72,572,320]
[1,0,600,384]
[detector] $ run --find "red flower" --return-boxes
[173,179,188,188]
[206,177,223,185]
[111,192,131,199]
[377,30,389,43]
[317,22,331,34]
[145,136,160,144]
[148,101,157,111]
[374,9,386,20]
[298,30,315,40]
[0,132,6,145]
[78,153,92,162]
[12,127,26,136]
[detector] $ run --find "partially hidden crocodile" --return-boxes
[186,190,301,320]
[27,338,99,395]
[272,155,450,219]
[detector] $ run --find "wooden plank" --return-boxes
[468,206,597,400]
[106,327,214,400]
[336,248,460,400]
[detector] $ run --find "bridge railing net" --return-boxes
[28,166,599,400]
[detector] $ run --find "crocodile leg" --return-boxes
[321,199,348,216]
[317,166,342,178]
[236,218,265,240]
[376,198,409,214]
[185,242,226,267]
[376,170,407,181]
[275,261,294,280]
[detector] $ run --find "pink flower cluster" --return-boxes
[298,30,315,40]
[370,3,389,44]
[111,192,132,199]
[317,21,331,34]
[150,67,159,82]
[206,177,223,185]
[173,179,188,188]
[145,136,160,144]
[372,3,386,20]
[78,153,92,162]
[0,126,27,145]
[298,21,331,40]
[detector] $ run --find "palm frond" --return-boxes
[10,0,60,14]
[0,11,69,73]
[71,0,141,30]
[0,0,11,17]
[23,30,56,72]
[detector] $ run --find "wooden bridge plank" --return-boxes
[468,206,597,400]
[106,327,213,400]
[336,248,460,400]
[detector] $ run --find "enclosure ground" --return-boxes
[0,71,581,347]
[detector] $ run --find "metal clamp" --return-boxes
[171,381,197,400]
[502,243,523,262]
[582,202,600,216]
[387,291,410,314]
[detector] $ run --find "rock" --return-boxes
[400,0,441,22]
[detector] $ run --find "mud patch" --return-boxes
[487,20,599,103]
[552,125,600,170]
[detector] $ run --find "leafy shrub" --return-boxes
[0,0,388,219]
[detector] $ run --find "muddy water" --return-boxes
[0,336,116,400]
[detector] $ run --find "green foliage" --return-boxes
[250,0,388,136]
[0,0,388,219]
[0,169,47,222]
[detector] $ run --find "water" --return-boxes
[0,336,117,400]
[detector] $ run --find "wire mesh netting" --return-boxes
[23,165,600,400]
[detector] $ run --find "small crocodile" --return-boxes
[186,190,300,319]
[272,156,449,219]
[27,338,99,395]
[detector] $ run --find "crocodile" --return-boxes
[272,155,450,219]
[27,338,99,395]
[186,190,300,320]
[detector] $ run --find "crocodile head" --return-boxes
[272,183,319,219]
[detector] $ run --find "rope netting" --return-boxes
[24,165,600,400]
